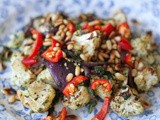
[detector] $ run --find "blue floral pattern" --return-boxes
[0,0,160,120]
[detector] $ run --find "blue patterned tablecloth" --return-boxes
[0,0,160,120]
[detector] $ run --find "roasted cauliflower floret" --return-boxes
[71,30,101,61]
[37,68,57,88]
[94,85,111,100]
[134,67,159,91]
[17,80,56,112]
[19,38,34,56]
[90,75,114,100]
[131,35,152,57]
[7,31,25,49]
[62,86,90,110]
[10,52,35,87]
[112,10,127,25]
[110,87,144,117]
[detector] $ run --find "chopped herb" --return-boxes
[42,100,49,105]
[87,99,97,113]
[76,25,82,30]
[123,70,128,77]
[73,53,80,61]
[20,86,28,90]
[29,110,34,115]
[123,94,131,100]
[106,71,114,80]
[38,108,42,112]
[34,97,38,101]
[88,88,95,97]
[78,83,84,86]
[94,66,105,77]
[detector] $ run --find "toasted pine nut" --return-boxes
[75,65,81,76]
[115,73,126,81]
[106,40,112,50]
[98,54,105,61]
[115,58,120,64]
[56,29,62,36]
[40,18,45,23]
[53,47,61,51]
[44,38,51,42]
[54,19,63,27]
[66,31,72,36]
[62,52,66,58]
[110,51,115,60]
[107,66,114,73]
[80,54,87,61]
[64,28,68,32]
[65,36,71,41]
[53,36,62,41]
[137,62,144,70]
[114,36,121,42]
[8,95,16,103]
[114,50,120,58]
[66,73,74,82]
[101,44,107,49]
[59,24,65,30]
[88,20,100,26]
[34,68,43,75]
[67,44,73,50]
[115,64,120,70]
[132,69,137,77]
[43,41,52,46]
[55,43,60,47]
[60,32,65,39]
[63,19,68,24]
[101,53,109,58]
[111,39,116,44]
[112,44,117,49]
[46,34,53,38]
[25,39,34,45]
[32,34,37,39]
[134,60,139,69]
[81,68,84,72]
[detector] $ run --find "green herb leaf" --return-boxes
[87,99,97,113]
[94,66,105,77]
[73,53,80,61]
[88,88,95,96]
[106,71,114,80]
[76,25,82,30]
[123,94,131,100]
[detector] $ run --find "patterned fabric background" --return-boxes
[0,0,160,120]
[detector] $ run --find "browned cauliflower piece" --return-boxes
[110,86,144,117]
[90,75,114,100]
[134,67,159,91]
[62,86,90,110]
[10,52,35,87]
[17,80,56,112]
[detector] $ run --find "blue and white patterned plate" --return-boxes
[0,0,160,120]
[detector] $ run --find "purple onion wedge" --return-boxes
[45,59,75,91]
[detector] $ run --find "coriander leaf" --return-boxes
[76,25,82,30]
[123,94,131,100]
[94,66,105,77]
[106,71,114,80]
[87,99,97,113]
